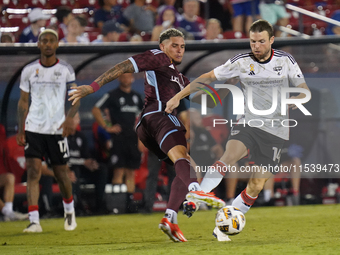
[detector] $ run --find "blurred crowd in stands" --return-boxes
[0,0,340,44]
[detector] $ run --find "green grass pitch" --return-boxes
[1,204,340,255]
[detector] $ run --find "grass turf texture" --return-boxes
[1,204,340,255]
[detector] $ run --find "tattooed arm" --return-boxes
[16,90,29,146]
[69,60,134,105]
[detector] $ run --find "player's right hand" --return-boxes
[16,132,26,146]
[68,85,94,105]
[165,96,180,114]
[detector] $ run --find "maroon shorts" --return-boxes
[136,112,187,162]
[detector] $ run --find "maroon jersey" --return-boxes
[128,49,190,118]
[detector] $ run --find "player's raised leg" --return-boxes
[53,165,77,231]
[23,158,43,233]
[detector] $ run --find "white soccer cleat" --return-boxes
[186,191,226,209]
[4,211,29,222]
[23,222,43,233]
[213,227,231,242]
[64,211,77,231]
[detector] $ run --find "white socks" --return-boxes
[1,202,13,216]
[165,209,177,224]
[200,170,224,193]
[63,200,75,213]
[29,210,40,224]
[188,182,201,192]
[232,190,258,214]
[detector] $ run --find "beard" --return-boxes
[255,48,271,61]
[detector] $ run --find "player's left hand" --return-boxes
[59,116,73,137]
[68,85,94,106]
[165,96,180,114]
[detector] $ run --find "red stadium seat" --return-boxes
[4,135,26,184]
[74,0,99,9]
[0,124,7,175]
[134,151,148,190]
[21,0,46,8]
[6,14,29,30]
[223,30,247,39]
[47,0,71,8]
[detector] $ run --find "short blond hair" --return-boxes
[159,28,184,44]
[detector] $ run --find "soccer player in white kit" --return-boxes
[16,29,79,233]
[165,19,311,240]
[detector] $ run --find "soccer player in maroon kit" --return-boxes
[69,28,225,242]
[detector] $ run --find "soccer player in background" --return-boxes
[69,28,225,242]
[92,73,143,213]
[17,29,79,233]
[165,20,311,241]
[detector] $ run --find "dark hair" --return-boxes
[55,6,72,23]
[98,0,105,7]
[249,19,274,38]
[159,28,184,43]
[76,15,87,27]
[156,6,179,27]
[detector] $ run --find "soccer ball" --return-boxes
[215,206,246,235]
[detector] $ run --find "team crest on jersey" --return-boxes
[248,64,255,75]
[76,137,82,147]
[35,69,39,77]
[273,66,282,75]
[54,71,62,79]
[119,97,125,105]
[170,76,184,90]
[132,95,139,104]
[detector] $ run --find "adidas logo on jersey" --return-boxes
[248,64,255,75]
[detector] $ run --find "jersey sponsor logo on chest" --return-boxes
[170,76,184,90]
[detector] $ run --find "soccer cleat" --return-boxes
[4,211,29,222]
[213,227,231,242]
[23,222,43,233]
[158,218,187,242]
[64,211,77,231]
[183,201,199,218]
[186,191,226,209]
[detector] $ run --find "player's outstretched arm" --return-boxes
[16,90,29,146]
[68,59,135,105]
[191,78,238,107]
[165,70,217,113]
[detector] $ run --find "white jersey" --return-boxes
[20,59,76,135]
[214,49,306,140]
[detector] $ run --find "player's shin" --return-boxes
[166,176,187,221]
[174,158,201,191]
